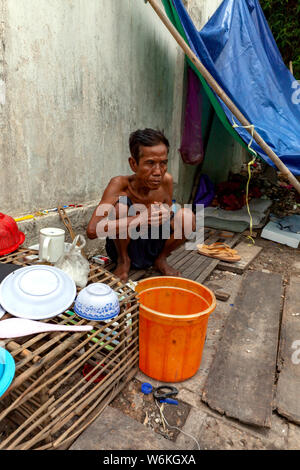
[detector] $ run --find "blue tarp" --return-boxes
[169,0,300,175]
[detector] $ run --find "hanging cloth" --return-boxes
[179,67,204,165]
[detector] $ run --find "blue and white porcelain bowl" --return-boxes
[74,283,120,321]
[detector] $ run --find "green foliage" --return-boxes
[260,0,300,78]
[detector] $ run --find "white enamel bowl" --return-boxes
[0,265,76,320]
[74,283,120,321]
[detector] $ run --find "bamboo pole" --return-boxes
[145,0,300,194]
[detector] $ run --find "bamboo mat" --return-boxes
[0,249,139,450]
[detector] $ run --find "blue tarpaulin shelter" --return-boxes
[162,0,300,175]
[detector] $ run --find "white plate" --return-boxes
[0,265,76,320]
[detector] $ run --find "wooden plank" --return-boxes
[105,230,240,284]
[167,246,189,265]
[217,242,263,274]
[128,270,147,281]
[174,232,223,274]
[172,251,195,271]
[179,231,230,281]
[194,258,219,284]
[276,276,300,424]
[202,270,283,428]
[214,290,230,302]
[181,253,210,279]
[167,235,210,270]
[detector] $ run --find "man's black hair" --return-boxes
[129,128,169,163]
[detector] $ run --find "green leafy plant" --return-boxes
[260,0,300,78]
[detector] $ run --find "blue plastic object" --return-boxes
[166,0,300,175]
[159,398,178,405]
[141,382,153,395]
[0,348,15,398]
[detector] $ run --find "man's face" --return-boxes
[129,143,168,190]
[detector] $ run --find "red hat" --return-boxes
[0,213,25,256]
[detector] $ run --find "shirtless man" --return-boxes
[87,128,195,283]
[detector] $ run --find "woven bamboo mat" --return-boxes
[0,249,139,450]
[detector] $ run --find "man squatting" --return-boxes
[87,128,196,283]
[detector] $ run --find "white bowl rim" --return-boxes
[85,283,112,296]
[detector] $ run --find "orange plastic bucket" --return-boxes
[136,277,216,383]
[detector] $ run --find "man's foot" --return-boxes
[154,256,181,277]
[113,258,131,283]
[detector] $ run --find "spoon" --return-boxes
[0,318,93,339]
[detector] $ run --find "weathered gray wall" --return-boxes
[0,0,184,216]
[0,0,229,254]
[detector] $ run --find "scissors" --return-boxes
[153,385,179,405]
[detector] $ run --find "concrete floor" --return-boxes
[70,252,300,451]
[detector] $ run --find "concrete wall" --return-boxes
[0,0,184,217]
[0,0,230,254]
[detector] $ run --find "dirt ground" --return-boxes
[111,378,191,442]
[247,235,300,279]
[111,231,300,443]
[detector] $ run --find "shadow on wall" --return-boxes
[109,0,176,129]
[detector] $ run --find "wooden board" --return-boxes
[103,231,241,284]
[217,241,263,274]
[276,276,300,424]
[202,270,283,428]
[181,253,209,279]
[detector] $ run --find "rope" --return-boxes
[155,400,201,450]
[232,118,258,244]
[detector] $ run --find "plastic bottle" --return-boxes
[171,199,177,214]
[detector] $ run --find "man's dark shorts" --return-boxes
[105,196,174,270]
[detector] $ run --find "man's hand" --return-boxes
[149,202,170,227]
[136,202,170,229]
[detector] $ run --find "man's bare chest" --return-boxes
[124,187,167,206]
